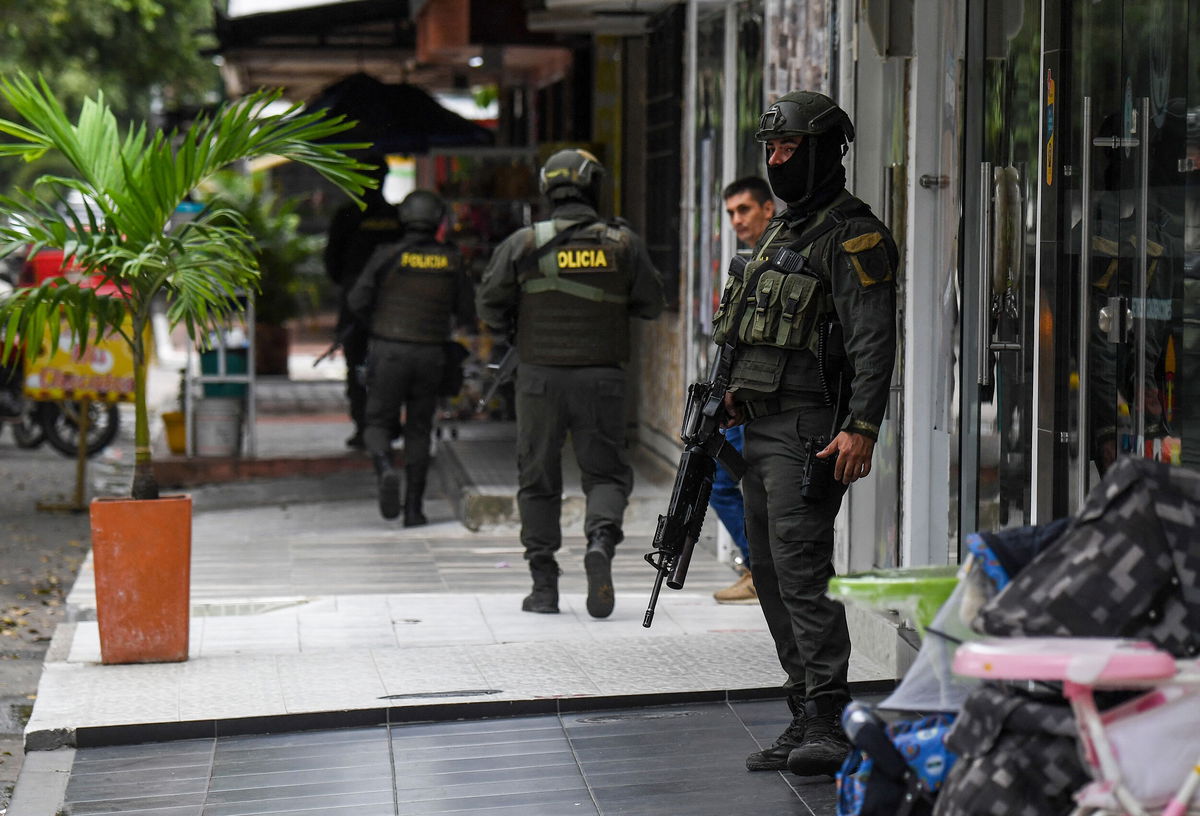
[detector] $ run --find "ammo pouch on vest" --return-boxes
[712,247,827,355]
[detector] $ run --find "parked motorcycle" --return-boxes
[0,262,121,457]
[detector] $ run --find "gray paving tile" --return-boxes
[394,786,597,815]
[212,753,394,777]
[204,777,394,805]
[67,753,215,776]
[66,773,210,803]
[391,763,587,793]
[208,763,395,793]
[393,773,590,804]
[76,808,202,816]
[392,735,573,764]
[70,739,214,763]
[201,790,397,816]
[67,791,208,814]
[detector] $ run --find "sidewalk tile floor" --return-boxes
[62,700,850,816]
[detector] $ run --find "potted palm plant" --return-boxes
[0,74,371,663]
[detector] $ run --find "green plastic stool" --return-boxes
[828,565,959,634]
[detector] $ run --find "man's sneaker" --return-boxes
[786,711,851,777]
[345,431,366,450]
[713,570,758,604]
[746,709,807,771]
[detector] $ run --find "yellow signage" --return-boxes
[24,318,136,403]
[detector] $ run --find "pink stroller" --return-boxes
[954,637,1200,816]
[930,458,1200,816]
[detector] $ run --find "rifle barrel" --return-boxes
[643,566,668,628]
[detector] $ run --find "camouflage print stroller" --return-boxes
[834,457,1200,816]
[934,458,1200,816]
[830,519,1068,816]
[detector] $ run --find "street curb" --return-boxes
[6,747,73,816]
[153,453,374,489]
[25,679,895,752]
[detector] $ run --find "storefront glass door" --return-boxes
[966,0,1200,535]
[963,0,1043,534]
[1065,0,1199,506]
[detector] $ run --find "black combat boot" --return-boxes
[746,696,807,771]
[522,557,560,613]
[786,701,851,777]
[403,466,427,527]
[373,453,401,520]
[584,526,620,619]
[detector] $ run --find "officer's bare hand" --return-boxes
[720,391,744,428]
[817,431,875,484]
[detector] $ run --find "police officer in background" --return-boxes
[349,190,475,525]
[715,92,897,776]
[324,154,405,449]
[476,149,665,618]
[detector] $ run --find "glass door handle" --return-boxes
[1092,136,1139,148]
[1076,98,1094,509]
[1134,97,1150,449]
[1098,297,1132,343]
[977,162,994,386]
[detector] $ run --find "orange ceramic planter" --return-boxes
[90,494,192,664]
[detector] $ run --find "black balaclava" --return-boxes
[767,131,847,213]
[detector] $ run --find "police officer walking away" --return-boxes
[713,93,897,776]
[324,154,405,449]
[348,190,475,525]
[476,149,665,618]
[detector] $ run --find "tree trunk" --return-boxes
[130,319,159,500]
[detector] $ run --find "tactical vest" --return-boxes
[369,241,459,343]
[714,194,872,396]
[516,218,631,366]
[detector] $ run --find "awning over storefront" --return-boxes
[304,72,494,154]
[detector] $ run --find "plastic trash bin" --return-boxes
[200,347,248,398]
[828,565,959,634]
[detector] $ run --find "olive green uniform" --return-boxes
[348,235,474,475]
[716,189,897,712]
[476,202,665,562]
[324,197,405,435]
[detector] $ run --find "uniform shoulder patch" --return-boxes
[841,231,883,254]
[839,224,894,289]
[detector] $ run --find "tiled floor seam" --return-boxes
[43,682,895,752]
[558,709,602,816]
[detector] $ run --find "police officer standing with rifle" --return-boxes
[477,148,665,618]
[717,92,897,777]
[348,189,475,525]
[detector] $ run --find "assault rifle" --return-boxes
[312,323,358,368]
[643,338,747,628]
[476,344,518,413]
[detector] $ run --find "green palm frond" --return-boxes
[0,72,376,492]
[0,72,372,348]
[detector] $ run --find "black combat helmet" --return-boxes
[398,189,446,232]
[756,91,855,207]
[755,91,855,145]
[539,148,604,204]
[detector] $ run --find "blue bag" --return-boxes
[837,706,957,816]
